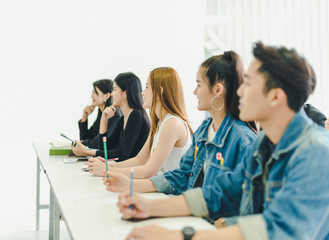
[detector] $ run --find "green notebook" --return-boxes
[49,143,74,155]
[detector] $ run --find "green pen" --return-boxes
[103,137,109,179]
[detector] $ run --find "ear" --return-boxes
[160,87,163,95]
[213,83,225,97]
[268,88,286,107]
[104,92,111,101]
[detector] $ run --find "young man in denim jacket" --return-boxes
[118,42,329,240]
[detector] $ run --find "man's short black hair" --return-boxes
[253,42,316,112]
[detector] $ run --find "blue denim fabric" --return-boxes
[150,113,256,195]
[184,110,329,240]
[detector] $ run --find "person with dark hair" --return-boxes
[78,79,121,149]
[117,42,329,240]
[87,67,193,178]
[73,72,150,162]
[303,103,327,127]
[103,52,256,204]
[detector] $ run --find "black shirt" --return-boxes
[96,109,150,162]
[78,108,121,149]
[303,103,327,127]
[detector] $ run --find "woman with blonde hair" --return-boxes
[87,67,193,178]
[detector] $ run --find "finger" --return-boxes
[125,228,139,240]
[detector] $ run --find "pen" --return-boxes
[129,168,134,210]
[103,137,109,179]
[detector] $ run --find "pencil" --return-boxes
[103,137,109,179]
[129,168,134,210]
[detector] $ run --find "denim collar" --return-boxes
[197,113,235,148]
[253,109,312,160]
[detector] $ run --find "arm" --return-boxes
[111,118,187,178]
[104,173,157,192]
[125,225,244,240]
[118,191,191,219]
[97,110,147,160]
[246,144,329,240]
[111,135,151,168]
[79,105,96,139]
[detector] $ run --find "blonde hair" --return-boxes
[148,67,193,151]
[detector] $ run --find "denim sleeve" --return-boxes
[149,175,176,194]
[181,153,248,219]
[183,188,209,217]
[262,143,329,240]
[237,214,268,240]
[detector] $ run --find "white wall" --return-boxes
[0,0,205,233]
[205,0,329,116]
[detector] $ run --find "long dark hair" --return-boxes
[201,51,257,132]
[93,79,113,107]
[114,72,150,122]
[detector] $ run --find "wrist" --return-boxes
[81,115,88,122]
[174,230,184,240]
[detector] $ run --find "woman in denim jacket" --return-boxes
[104,52,256,199]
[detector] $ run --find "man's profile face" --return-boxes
[237,58,273,123]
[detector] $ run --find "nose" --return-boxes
[193,87,197,95]
[237,84,243,97]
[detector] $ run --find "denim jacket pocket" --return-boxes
[264,181,283,208]
[207,161,233,172]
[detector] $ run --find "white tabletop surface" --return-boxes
[33,142,215,240]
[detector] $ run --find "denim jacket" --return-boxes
[183,110,329,240]
[150,113,256,195]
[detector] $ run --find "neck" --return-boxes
[209,109,227,132]
[156,105,169,123]
[259,108,296,144]
[99,103,106,112]
[120,104,133,118]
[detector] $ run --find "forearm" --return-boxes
[193,225,244,240]
[134,179,157,193]
[111,164,156,179]
[99,118,108,134]
[114,156,142,168]
[87,149,96,156]
[150,195,191,217]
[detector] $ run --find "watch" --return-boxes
[182,226,195,240]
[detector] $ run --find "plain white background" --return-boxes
[0,0,205,236]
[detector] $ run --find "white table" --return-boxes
[33,142,215,240]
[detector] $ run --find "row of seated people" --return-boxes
[71,41,329,239]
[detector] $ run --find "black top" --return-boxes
[96,109,150,162]
[78,108,121,149]
[303,103,327,127]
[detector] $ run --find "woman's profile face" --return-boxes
[141,77,153,109]
[91,87,108,107]
[112,82,126,107]
[193,67,213,111]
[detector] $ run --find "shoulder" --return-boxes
[161,115,187,132]
[191,117,212,138]
[128,109,148,123]
[231,119,257,142]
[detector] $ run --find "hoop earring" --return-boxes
[211,96,224,111]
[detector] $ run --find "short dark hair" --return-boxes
[201,51,244,120]
[253,42,316,112]
[93,79,113,107]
